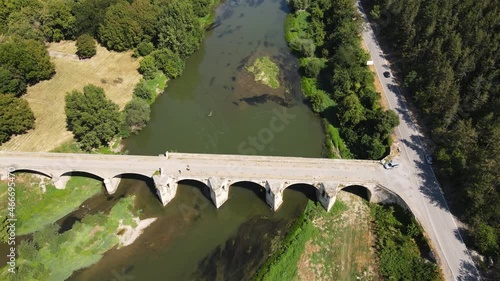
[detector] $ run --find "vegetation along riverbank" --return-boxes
[285,0,399,159]
[0,0,219,153]
[254,191,439,280]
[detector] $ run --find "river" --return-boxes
[69,0,325,280]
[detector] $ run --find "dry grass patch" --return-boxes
[297,193,381,281]
[0,40,141,152]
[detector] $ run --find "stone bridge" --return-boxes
[0,151,404,212]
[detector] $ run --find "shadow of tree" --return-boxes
[399,134,448,210]
[458,259,481,281]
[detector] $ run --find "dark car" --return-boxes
[426,155,433,165]
[383,160,400,169]
[383,71,391,78]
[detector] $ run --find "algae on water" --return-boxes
[246,56,280,89]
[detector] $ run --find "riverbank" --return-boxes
[0,41,142,152]
[285,0,399,159]
[0,196,148,281]
[254,191,440,280]
[0,174,102,236]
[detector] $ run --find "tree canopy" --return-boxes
[76,34,97,59]
[65,84,121,150]
[0,38,55,95]
[365,0,499,277]
[286,0,399,160]
[0,94,35,144]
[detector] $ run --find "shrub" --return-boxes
[76,34,97,59]
[123,98,150,134]
[301,57,325,78]
[139,55,158,80]
[136,41,154,56]
[133,80,153,102]
[290,38,315,57]
[151,49,185,79]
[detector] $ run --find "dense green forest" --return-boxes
[363,0,499,277]
[286,0,399,159]
[0,0,215,147]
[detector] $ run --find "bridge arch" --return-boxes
[112,173,152,183]
[59,171,104,181]
[339,185,372,202]
[283,183,320,203]
[176,178,213,204]
[10,169,53,179]
[228,180,268,205]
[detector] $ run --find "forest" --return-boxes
[0,0,214,146]
[363,0,499,278]
[286,0,399,160]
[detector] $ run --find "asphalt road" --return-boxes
[357,2,480,280]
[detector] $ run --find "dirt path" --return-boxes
[49,50,79,60]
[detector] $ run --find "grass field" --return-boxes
[0,41,141,152]
[296,192,380,281]
[0,196,138,281]
[0,174,102,235]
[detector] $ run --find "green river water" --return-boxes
[69,0,325,280]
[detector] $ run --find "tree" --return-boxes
[192,0,212,17]
[76,34,97,59]
[301,57,325,78]
[72,0,118,36]
[151,48,185,78]
[65,84,120,150]
[290,38,316,57]
[123,98,150,134]
[133,80,153,101]
[136,41,154,56]
[0,94,35,144]
[0,66,26,96]
[287,0,310,11]
[0,38,55,88]
[156,0,203,58]
[139,55,158,80]
[6,9,45,41]
[339,94,365,126]
[98,1,143,51]
[39,0,76,41]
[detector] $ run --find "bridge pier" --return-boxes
[317,182,339,211]
[153,175,178,206]
[103,177,121,194]
[207,177,230,208]
[265,181,284,211]
[52,175,70,190]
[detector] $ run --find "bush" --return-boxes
[290,38,315,57]
[123,98,150,135]
[300,57,325,78]
[151,49,185,79]
[192,0,212,17]
[75,34,97,59]
[136,41,154,56]
[139,55,158,80]
[133,80,153,102]
[371,204,439,281]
